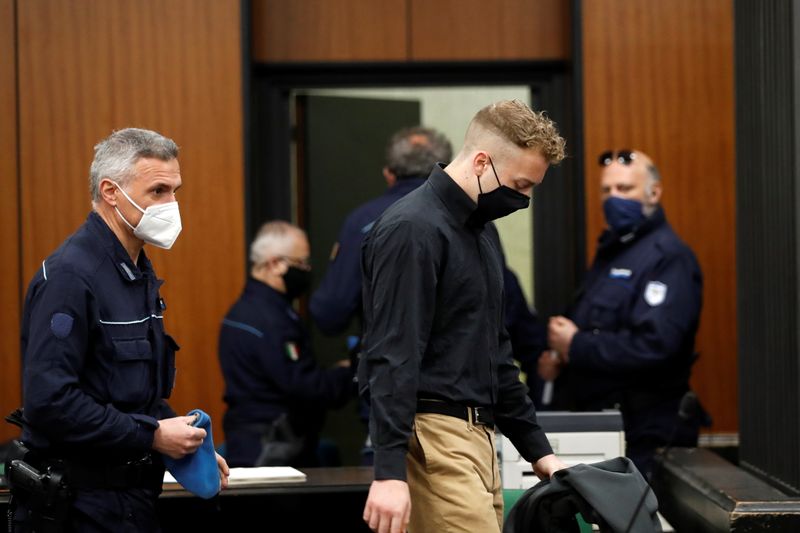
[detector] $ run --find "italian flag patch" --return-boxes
[284,342,299,361]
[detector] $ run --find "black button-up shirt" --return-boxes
[359,164,552,480]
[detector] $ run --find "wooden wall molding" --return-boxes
[410,0,570,61]
[252,0,570,62]
[252,0,408,62]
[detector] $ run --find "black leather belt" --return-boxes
[417,399,494,427]
[42,453,163,490]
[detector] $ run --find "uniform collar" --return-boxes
[87,211,153,283]
[427,164,477,226]
[388,176,426,197]
[245,276,292,306]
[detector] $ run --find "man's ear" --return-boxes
[382,167,396,187]
[471,151,490,176]
[98,178,118,207]
[649,180,663,204]
[268,257,287,277]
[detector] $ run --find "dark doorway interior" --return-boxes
[296,94,421,464]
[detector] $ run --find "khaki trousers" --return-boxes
[407,413,503,533]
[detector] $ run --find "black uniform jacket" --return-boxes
[218,278,353,466]
[21,212,177,464]
[563,207,703,445]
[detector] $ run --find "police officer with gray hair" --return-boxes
[218,221,354,468]
[10,128,229,532]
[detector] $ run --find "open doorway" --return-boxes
[295,87,537,306]
[249,63,581,465]
[291,87,539,464]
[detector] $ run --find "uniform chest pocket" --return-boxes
[588,283,632,330]
[110,338,153,405]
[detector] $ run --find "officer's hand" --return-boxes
[532,453,568,480]
[334,358,351,368]
[152,416,207,459]
[537,350,563,381]
[363,479,411,533]
[548,316,578,359]
[216,452,230,489]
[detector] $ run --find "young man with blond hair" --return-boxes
[359,100,567,533]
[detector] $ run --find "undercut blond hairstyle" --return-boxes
[467,100,565,164]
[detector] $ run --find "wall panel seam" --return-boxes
[13,0,21,317]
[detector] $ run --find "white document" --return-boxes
[164,466,307,486]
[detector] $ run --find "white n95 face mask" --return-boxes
[115,186,182,249]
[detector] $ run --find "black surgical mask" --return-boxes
[282,266,312,300]
[469,157,530,227]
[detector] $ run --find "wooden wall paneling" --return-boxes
[581,1,737,432]
[252,0,408,62]
[0,0,21,443]
[16,0,245,443]
[410,0,570,61]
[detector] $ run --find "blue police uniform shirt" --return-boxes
[218,278,353,467]
[21,212,178,462]
[563,206,703,448]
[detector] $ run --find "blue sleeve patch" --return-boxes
[50,312,74,339]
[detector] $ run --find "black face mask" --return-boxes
[282,266,312,300]
[469,156,531,226]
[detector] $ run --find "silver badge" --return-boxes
[644,281,668,306]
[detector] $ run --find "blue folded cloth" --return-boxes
[163,409,220,499]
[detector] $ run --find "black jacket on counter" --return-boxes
[504,457,661,533]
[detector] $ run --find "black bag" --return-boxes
[255,414,306,466]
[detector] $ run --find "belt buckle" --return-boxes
[471,407,484,425]
[124,453,153,486]
[126,453,152,467]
